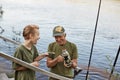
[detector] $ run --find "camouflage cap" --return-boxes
[53,26,65,37]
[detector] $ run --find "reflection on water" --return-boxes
[0,0,120,80]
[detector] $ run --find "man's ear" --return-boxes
[64,33,66,37]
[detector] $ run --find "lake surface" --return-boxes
[0,0,120,80]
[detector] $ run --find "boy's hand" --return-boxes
[43,53,49,57]
[30,61,39,67]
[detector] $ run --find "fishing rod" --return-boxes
[85,0,102,80]
[108,45,120,80]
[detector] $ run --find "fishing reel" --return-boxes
[61,49,82,77]
[61,49,72,67]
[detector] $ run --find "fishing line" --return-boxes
[85,0,102,80]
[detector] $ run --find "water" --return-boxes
[0,0,120,80]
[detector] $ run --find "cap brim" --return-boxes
[53,33,64,37]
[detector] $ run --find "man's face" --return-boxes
[54,34,66,45]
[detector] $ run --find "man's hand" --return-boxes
[57,55,64,62]
[47,55,64,68]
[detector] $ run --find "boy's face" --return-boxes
[30,29,40,44]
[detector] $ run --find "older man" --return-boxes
[47,26,81,80]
